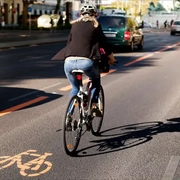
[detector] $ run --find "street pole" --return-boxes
[28,3,32,33]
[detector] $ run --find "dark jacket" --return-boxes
[52,21,112,60]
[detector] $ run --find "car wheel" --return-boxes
[137,38,144,50]
[171,32,175,35]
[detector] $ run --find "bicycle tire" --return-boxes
[91,85,105,136]
[62,95,82,156]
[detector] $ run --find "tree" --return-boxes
[55,0,61,14]
[148,2,156,11]
[174,0,180,10]
[155,2,166,11]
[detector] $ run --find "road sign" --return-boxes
[28,7,32,13]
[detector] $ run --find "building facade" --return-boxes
[0,0,179,26]
[0,0,56,26]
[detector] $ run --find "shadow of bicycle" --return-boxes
[75,117,180,157]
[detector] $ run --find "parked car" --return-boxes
[141,21,152,32]
[37,14,60,28]
[170,20,180,35]
[97,14,144,51]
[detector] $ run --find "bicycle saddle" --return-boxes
[72,70,84,74]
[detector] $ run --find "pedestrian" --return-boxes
[58,15,63,26]
[156,20,159,29]
[62,11,66,25]
[52,5,117,115]
[50,17,54,33]
[1,16,5,29]
[141,20,144,28]
[164,20,167,29]
[170,19,174,26]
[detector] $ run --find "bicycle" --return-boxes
[62,69,105,156]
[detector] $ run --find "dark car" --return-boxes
[170,20,180,35]
[97,14,144,51]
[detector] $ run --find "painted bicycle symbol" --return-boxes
[0,150,52,177]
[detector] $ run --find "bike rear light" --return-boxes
[76,74,82,80]
[124,31,131,40]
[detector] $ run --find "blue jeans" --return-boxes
[64,58,100,103]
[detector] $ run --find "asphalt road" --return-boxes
[0,32,180,180]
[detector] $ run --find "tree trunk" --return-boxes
[22,0,33,27]
[55,0,61,14]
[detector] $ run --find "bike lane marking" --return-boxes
[123,53,154,67]
[0,96,48,117]
[124,42,180,67]
[162,156,180,180]
[0,150,53,177]
[59,69,116,91]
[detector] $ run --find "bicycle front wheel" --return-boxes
[62,95,82,156]
[91,85,105,136]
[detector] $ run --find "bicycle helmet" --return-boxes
[80,5,97,16]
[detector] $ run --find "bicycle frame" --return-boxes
[75,73,92,124]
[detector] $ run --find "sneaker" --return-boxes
[91,104,102,117]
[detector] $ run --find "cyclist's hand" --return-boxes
[109,58,118,65]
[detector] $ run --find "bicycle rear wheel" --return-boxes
[62,95,82,156]
[91,85,105,136]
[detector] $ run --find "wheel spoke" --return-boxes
[91,86,105,136]
[63,96,82,155]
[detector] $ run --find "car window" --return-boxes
[98,16,125,28]
[174,21,180,25]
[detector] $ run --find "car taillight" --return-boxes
[124,31,131,40]
[172,25,176,28]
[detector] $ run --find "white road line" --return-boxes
[8,82,62,101]
[162,156,180,180]
[40,82,63,91]
[19,55,49,62]
[8,90,39,101]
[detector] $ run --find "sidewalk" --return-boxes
[0,29,70,49]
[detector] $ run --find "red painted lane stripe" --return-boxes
[124,42,180,66]
[0,96,48,117]
[123,53,154,66]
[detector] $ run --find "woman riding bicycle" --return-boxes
[55,5,117,114]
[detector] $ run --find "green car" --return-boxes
[97,14,144,51]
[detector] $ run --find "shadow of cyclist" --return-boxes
[74,117,180,157]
